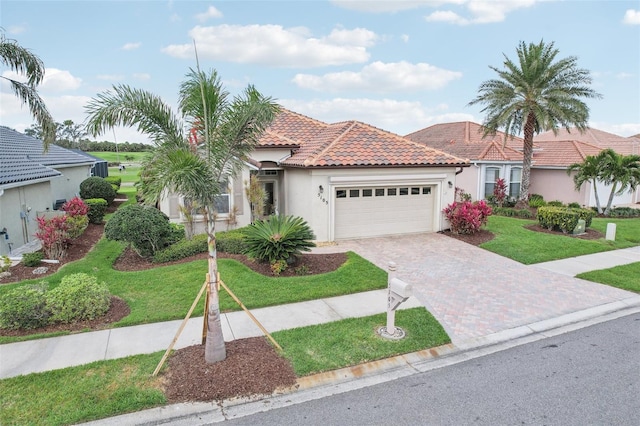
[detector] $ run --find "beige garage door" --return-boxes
[334,185,435,239]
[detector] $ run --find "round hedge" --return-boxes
[79,176,116,204]
[105,203,174,257]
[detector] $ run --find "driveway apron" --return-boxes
[321,233,634,346]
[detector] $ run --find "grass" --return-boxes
[0,243,386,344]
[577,262,640,293]
[88,151,150,163]
[0,307,449,426]
[275,307,450,376]
[480,215,640,264]
[0,353,166,426]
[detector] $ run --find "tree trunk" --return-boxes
[515,112,536,209]
[603,182,618,216]
[204,206,226,363]
[591,179,603,214]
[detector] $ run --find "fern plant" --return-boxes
[243,215,316,263]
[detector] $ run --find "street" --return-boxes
[224,313,640,425]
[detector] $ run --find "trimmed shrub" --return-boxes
[22,251,44,267]
[80,176,116,204]
[167,223,186,245]
[492,207,533,219]
[104,176,122,191]
[105,204,174,257]
[35,215,69,260]
[218,229,248,254]
[443,200,492,235]
[1,255,10,273]
[46,273,110,324]
[547,200,565,207]
[85,198,108,224]
[608,207,640,218]
[568,202,582,209]
[61,197,89,216]
[244,215,316,263]
[0,283,50,330]
[65,214,89,239]
[153,233,208,263]
[528,194,546,208]
[537,206,579,233]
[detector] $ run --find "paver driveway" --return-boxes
[315,233,634,346]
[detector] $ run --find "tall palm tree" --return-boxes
[85,69,279,363]
[597,150,640,215]
[0,30,56,148]
[469,40,601,207]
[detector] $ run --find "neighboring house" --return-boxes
[0,126,95,256]
[405,121,525,201]
[158,109,469,242]
[406,122,640,207]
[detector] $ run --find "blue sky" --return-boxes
[1,0,639,144]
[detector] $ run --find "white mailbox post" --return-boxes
[378,262,413,339]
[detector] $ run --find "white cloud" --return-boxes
[616,72,634,79]
[293,61,462,93]
[122,42,141,50]
[591,121,640,138]
[7,25,26,35]
[333,0,537,25]
[401,34,410,42]
[623,9,640,25]
[97,74,125,81]
[163,25,376,67]
[40,68,82,92]
[195,5,223,22]
[280,97,474,135]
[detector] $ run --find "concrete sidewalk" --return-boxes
[0,289,423,379]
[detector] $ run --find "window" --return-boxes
[510,167,522,198]
[213,181,230,214]
[336,190,347,198]
[484,167,501,198]
[349,189,360,197]
[399,187,409,195]
[375,188,385,196]
[387,188,397,196]
[362,189,372,197]
[422,187,431,195]
[411,187,420,195]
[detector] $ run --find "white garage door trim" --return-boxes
[333,183,438,240]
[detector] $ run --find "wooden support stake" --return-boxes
[218,277,283,352]
[152,278,209,377]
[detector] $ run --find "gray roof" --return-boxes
[0,126,93,186]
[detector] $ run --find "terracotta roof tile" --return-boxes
[535,127,640,155]
[405,121,524,161]
[259,109,468,168]
[531,140,603,167]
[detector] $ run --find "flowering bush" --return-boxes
[443,200,492,235]
[61,197,89,238]
[35,215,69,260]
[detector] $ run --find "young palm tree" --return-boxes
[0,30,56,148]
[598,150,640,215]
[85,68,279,363]
[469,40,601,207]
[567,152,607,214]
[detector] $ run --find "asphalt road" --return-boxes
[224,312,640,426]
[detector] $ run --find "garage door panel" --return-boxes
[335,186,434,239]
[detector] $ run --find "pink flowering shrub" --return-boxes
[35,215,69,260]
[493,178,508,207]
[443,200,492,235]
[61,196,89,239]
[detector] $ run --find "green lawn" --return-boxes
[480,216,640,264]
[577,262,640,293]
[88,151,150,163]
[0,307,449,426]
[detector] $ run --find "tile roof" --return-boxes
[0,126,93,186]
[259,109,467,168]
[405,121,524,161]
[535,127,639,146]
[531,140,603,167]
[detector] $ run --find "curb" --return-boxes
[81,297,640,425]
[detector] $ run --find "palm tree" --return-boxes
[597,150,640,215]
[469,40,601,207]
[85,69,279,363]
[0,30,56,148]
[567,151,608,214]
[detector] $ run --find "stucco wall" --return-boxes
[50,165,92,209]
[0,181,53,255]
[529,169,587,205]
[284,167,458,242]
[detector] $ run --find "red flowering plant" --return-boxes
[61,197,89,239]
[493,178,508,207]
[35,215,70,260]
[443,200,492,235]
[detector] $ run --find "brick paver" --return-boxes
[314,234,634,345]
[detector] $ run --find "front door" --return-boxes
[262,181,277,216]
